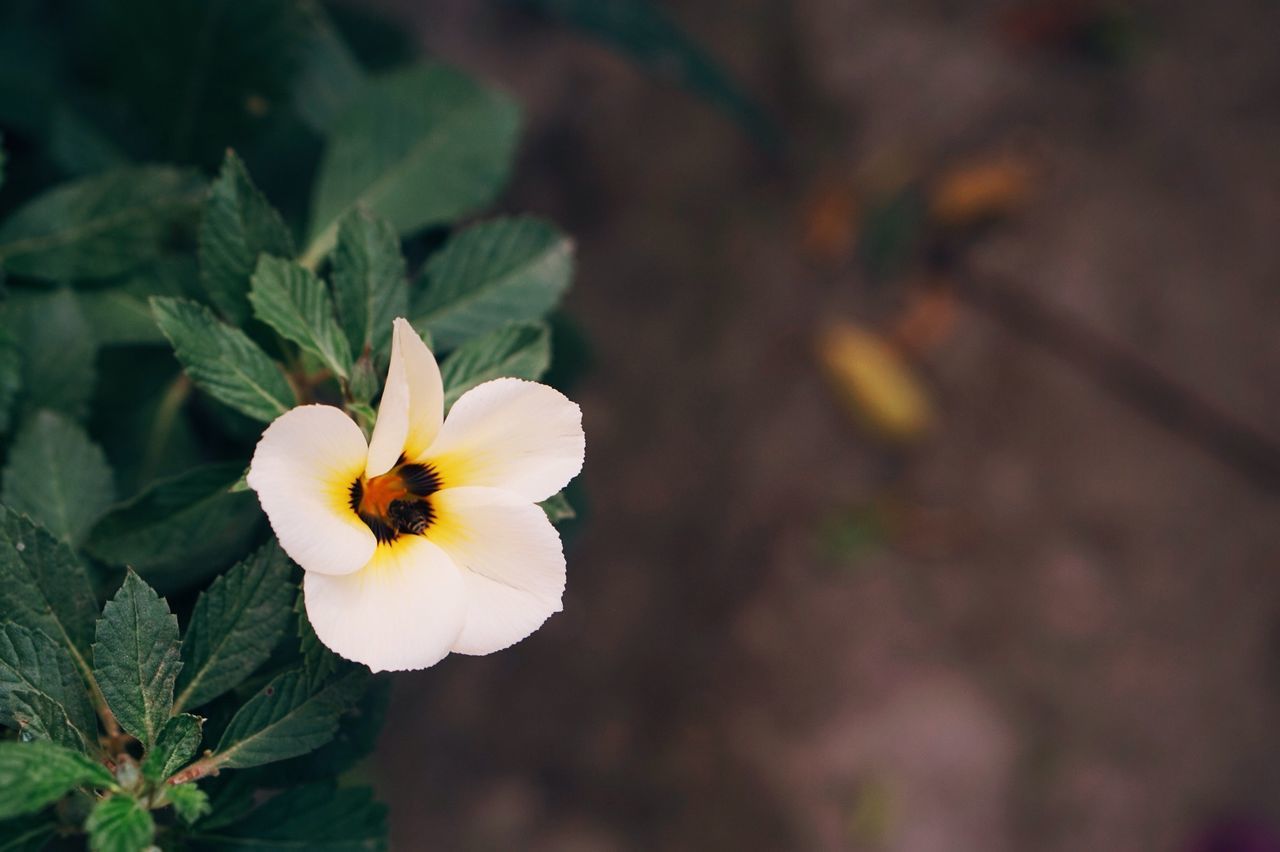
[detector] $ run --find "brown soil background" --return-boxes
[364,2,1280,849]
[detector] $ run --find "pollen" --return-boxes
[349,462,442,543]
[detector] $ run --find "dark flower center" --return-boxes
[348,461,442,544]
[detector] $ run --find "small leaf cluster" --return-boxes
[0,1,583,848]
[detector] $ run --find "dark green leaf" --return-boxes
[539,491,576,524]
[412,217,572,349]
[0,740,115,821]
[46,107,129,178]
[2,410,115,545]
[199,152,296,325]
[0,166,202,281]
[0,328,20,435]
[291,7,366,134]
[86,462,262,593]
[142,713,202,783]
[296,596,339,687]
[151,296,298,423]
[86,794,154,852]
[10,690,89,753]
[331,207,406,366]
[92,572,181,749]
[213,667,367,770]
[0,289,96,421]
[304,63,519,264]
[0,623,96,752]
[80,257,200,347]
[248,256,352,380]
[256,678,389,784]
[508,0,777,148]
[191,783,387,851]
[0,813,57,852]
[175,543,295,712]
[440,322,551,409]
[0,509,98,676]
[166,782,211,826]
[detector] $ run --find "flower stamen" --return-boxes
[349,462,442,544]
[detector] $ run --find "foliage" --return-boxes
[0,1,588,847]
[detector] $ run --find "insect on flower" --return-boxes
[246,318,585,671]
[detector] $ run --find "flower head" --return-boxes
[246,318,585,671]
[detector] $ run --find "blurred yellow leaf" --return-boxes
[929,154,1034,227]
[817,322,933,442]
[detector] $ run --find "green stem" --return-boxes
[298,223,337,272]
[139,374,192,486]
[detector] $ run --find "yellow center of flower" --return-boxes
[348,460,442,544]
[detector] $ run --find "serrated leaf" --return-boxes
[248,256,352,380]
[0,509,98,677]
[255,678,389,785]
[86,462,262,593]
[86,794,154,852]
[175,542,295,712]
[331,207,406,366]
[539,491,576,524]
[143,713,202,783]
[9,691,86,753]
[199,152,296,325]
[0,289,96,421]
[412,217,572,349]
[0,166,202,281]
[0,740,115,821]
[440,322,551,409]
[303,63,519,264]
[213,667,367,770]
[80,257,200,347]
[295,595,340,686]
[2,410,115,545]
[166,782,211,826]
[191,783,387,851]
[0,623,96,751]
[93,572,181,749]
[151,296,298,423]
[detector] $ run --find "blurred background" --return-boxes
[361,1,1280,850]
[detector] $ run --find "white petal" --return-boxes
[423,378,585,501]
[247,405,376,576]
[429,487,566,656]
[366,318,444,477]
[303,535,467,672]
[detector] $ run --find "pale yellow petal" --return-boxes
[247,405,376,576]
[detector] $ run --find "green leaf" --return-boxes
[79,257,200,347]
[2,410,115,545]
[248,256,352,380]
[0,166,203,281]
[151,296,298,423]
[0,328,21,435]
[213,667,367,770]
[199,152,297,325]
[191,783,387,851]
[440,322,551,409]
[0,509,98,676]
[507,0,777,147]
[303,63,519,265]
[0,623,96,752]
[539,491,576,524]
[0,740,115,821]
[295,595,339,687]
[166,782,211,826]
[86,462,262,593]
[175,543,295,712]
[331,207,406,366]
[0,289,96,421]
[0,813,57,852]
[412,217,573,349]
[92,572,181,749]
[86,794,154,852]
[142,713,202,783]
[254,678,389,785]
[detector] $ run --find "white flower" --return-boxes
[246,318,585,672]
